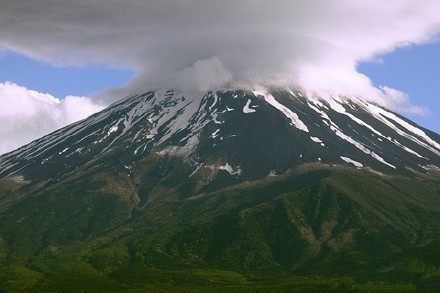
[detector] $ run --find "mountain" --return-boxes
[1,88,440,292]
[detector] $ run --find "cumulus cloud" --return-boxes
[0,0,440,151]
[0,82,104,154]
[379,86,428,115]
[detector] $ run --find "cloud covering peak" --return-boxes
[0,0,440,153]
[1,0,439,99]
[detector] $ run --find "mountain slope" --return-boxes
[1,88,440,291]
[2,88,440,183]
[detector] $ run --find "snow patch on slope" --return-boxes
[310,136,325,146]
[219,163,242,176]
[310,136,322,143]
[308,98,396,169]
[340,156,363,168]
[252,89,308,132]
[211,129,220,139]
[327,97,426,159]
[350,99,440,156]
[243,99,256,113]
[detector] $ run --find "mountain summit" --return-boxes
[2,88,440,183]
[1,88,440,291]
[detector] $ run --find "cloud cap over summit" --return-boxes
[1,0,440,154]
[1,0,439,103]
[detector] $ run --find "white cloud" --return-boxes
[296,65,381,100]
[175,57,233,93]
[1,1,439,99]
[0,82,104,154]
[379,86,428,115]
[0,1,440,152]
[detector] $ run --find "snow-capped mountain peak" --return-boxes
[1,87,440,184]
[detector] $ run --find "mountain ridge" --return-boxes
[1,87,440,291]
[1,87,440,184]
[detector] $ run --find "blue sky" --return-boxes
[358,41,440,134]
[0,51,132,98]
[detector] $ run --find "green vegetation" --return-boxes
[0,265,423,292]
[1,165,440,291]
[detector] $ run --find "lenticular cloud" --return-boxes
[1,0,439,100]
